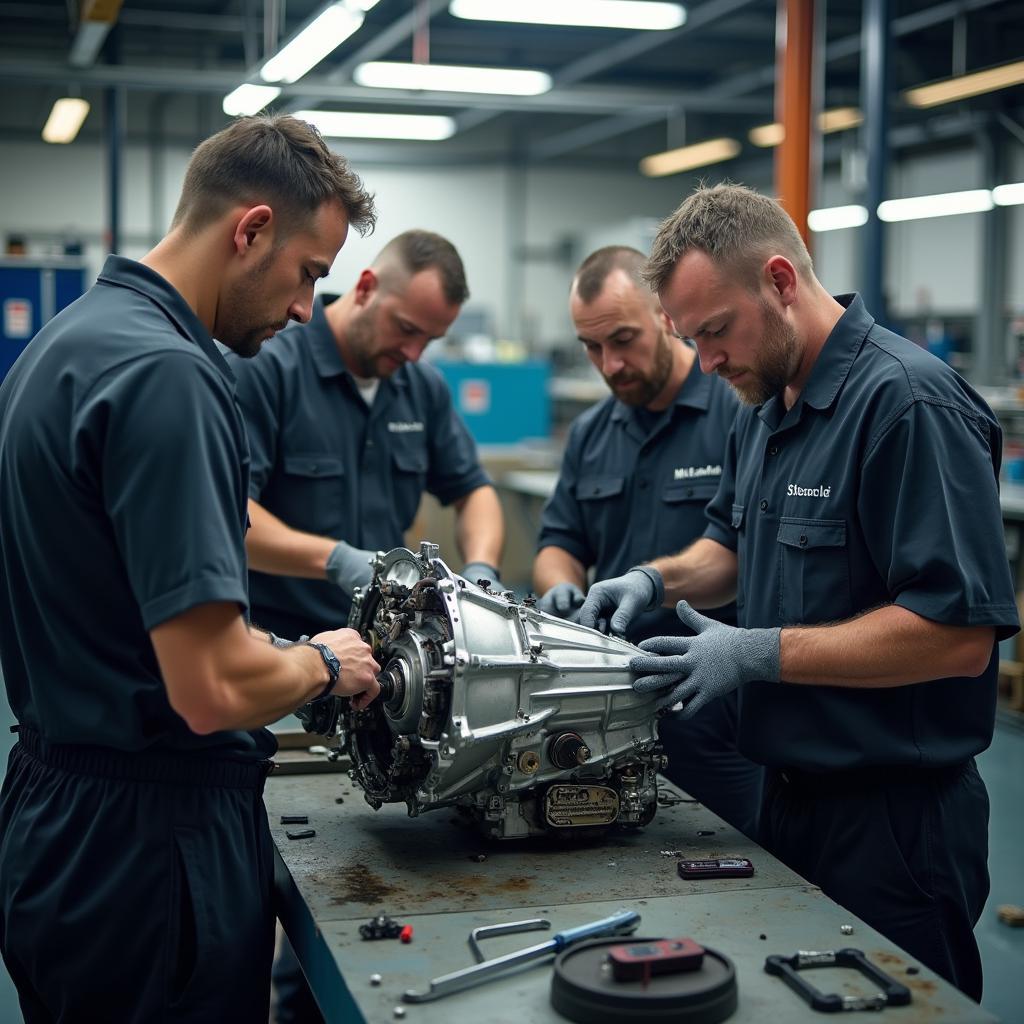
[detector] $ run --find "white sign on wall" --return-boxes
[4,299,32,339]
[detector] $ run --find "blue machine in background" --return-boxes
[0,257,87,381]
[431,360,550,446]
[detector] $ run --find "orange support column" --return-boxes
[774,0,816,247]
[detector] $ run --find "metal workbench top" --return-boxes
[267,770,997,1023]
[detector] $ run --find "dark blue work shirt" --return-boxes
[704,294,1019,771]
[0,257,273,759]
[229,297,490,635]
[539,359,739,643]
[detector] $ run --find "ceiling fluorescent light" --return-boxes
[877,189,994,223]
[449,0,685,31]
[42,97,90,144]
[640,138,740,177]
[261,3,364,84]
[903,59,1024,108]
[354,62,551,96]
[750,107,863,147]
[807,205,868,232]
[993,182,1024,207]
[223,84,282,116]
[293,110,456,140]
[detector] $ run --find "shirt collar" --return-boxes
[758,292,872,426]
[97,255,235,384]
[610,355,712,426]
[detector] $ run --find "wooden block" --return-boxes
[997,904,1024,927]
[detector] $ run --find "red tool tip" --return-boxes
[400,925,413,943]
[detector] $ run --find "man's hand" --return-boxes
[536,582,585,621]
[578,566,664,635]
[325,541,376,594]
[461,561,502,589]
[309,627,381,710]
[630,602,780,717]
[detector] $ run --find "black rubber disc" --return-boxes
[551,937,737,1024]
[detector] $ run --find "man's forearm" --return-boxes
[780,604,995,687]
[454,486,504,566]
[649,538,738,609]
[533,546,586,594]
[245,499,335,579]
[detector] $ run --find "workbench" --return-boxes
[267,769,997,1023]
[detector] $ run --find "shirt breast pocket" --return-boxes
[280,454,345,534]
[777,517,852,624]
[658,478,719,548]
[391,445,429,528]
[577,474,626,552]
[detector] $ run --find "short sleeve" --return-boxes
[231,354,282,498]
[81,352,250,629]
[536,419,594,567]
[423,371,490,506]
[860,400,1019,637]
[703,418,740,550]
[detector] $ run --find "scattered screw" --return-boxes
[335,797,345,804]
[280,814,309,825]
[840,924,854,935]
[369,974,382,986]
[471,853,487,863]
[759,934,767,940]
[906,966,920,975]
[697,830,715,837]
[394,1007,406,1019]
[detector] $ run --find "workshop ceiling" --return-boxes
[0,0,1021,171]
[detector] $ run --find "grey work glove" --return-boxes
[461,561,502,589]
[325,541,376,594]
[536,582,585,621]
[578,566,664,636]
[630,601,781,717]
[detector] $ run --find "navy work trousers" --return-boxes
[0,729,276,1023]
[760,759,990,1002]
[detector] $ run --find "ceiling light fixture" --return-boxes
[449,0,685,31]
[260,2,371,85]
[807,205,868,232]
[639,137,741,177]
[42,97,91,144]
[903,59,1024,108]
[223,84,282,116]
[354,61,551,95]
[993,182,1024,207]
[292,109,456,140]
[877,189,994,222]
[749,106,863,147]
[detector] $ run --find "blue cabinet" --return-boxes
[1,258,87,381]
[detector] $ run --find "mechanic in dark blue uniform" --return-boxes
[534,246,762,837]
[228,230,503,1024]
[0,115,382,1023]
[581,184,1018,1001]
[228,230,504,643]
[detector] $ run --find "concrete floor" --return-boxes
[0,671,1021,1022]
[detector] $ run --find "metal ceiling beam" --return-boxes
[529,0,1010,159]
[0,3,248,32]
[69,0,124,68]
[0,59,768,115]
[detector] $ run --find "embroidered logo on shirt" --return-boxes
[387,421,425,433]
[787,482,832,497]
[673,464,722,480]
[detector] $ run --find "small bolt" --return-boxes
[840,924,854,935]
[697,830,715,837]
[393,1008,406,1019]
[369,974,382,986]
[471,853,487,863]
[906,966,920,975]
[759,934,767,941]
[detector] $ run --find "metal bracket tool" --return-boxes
[403,908,640,1004]
[764,948,912,1012]
[468,918,551,962]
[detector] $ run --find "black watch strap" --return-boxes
[304,641,340,702]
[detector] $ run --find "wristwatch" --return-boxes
[304,641,341,702]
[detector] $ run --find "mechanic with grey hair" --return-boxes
[533,245,762,836]
[580,183,1018,1000]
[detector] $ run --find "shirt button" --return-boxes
[768,445,779,456]
[686,488,694,497]
[759,499,768,512]
[799,534,808,546]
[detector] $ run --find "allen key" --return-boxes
[468,919,551,962]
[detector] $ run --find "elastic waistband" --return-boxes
[771,760,970,796]
[14,726,274,791]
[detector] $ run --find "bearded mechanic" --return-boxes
[580,183,1018,1000]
